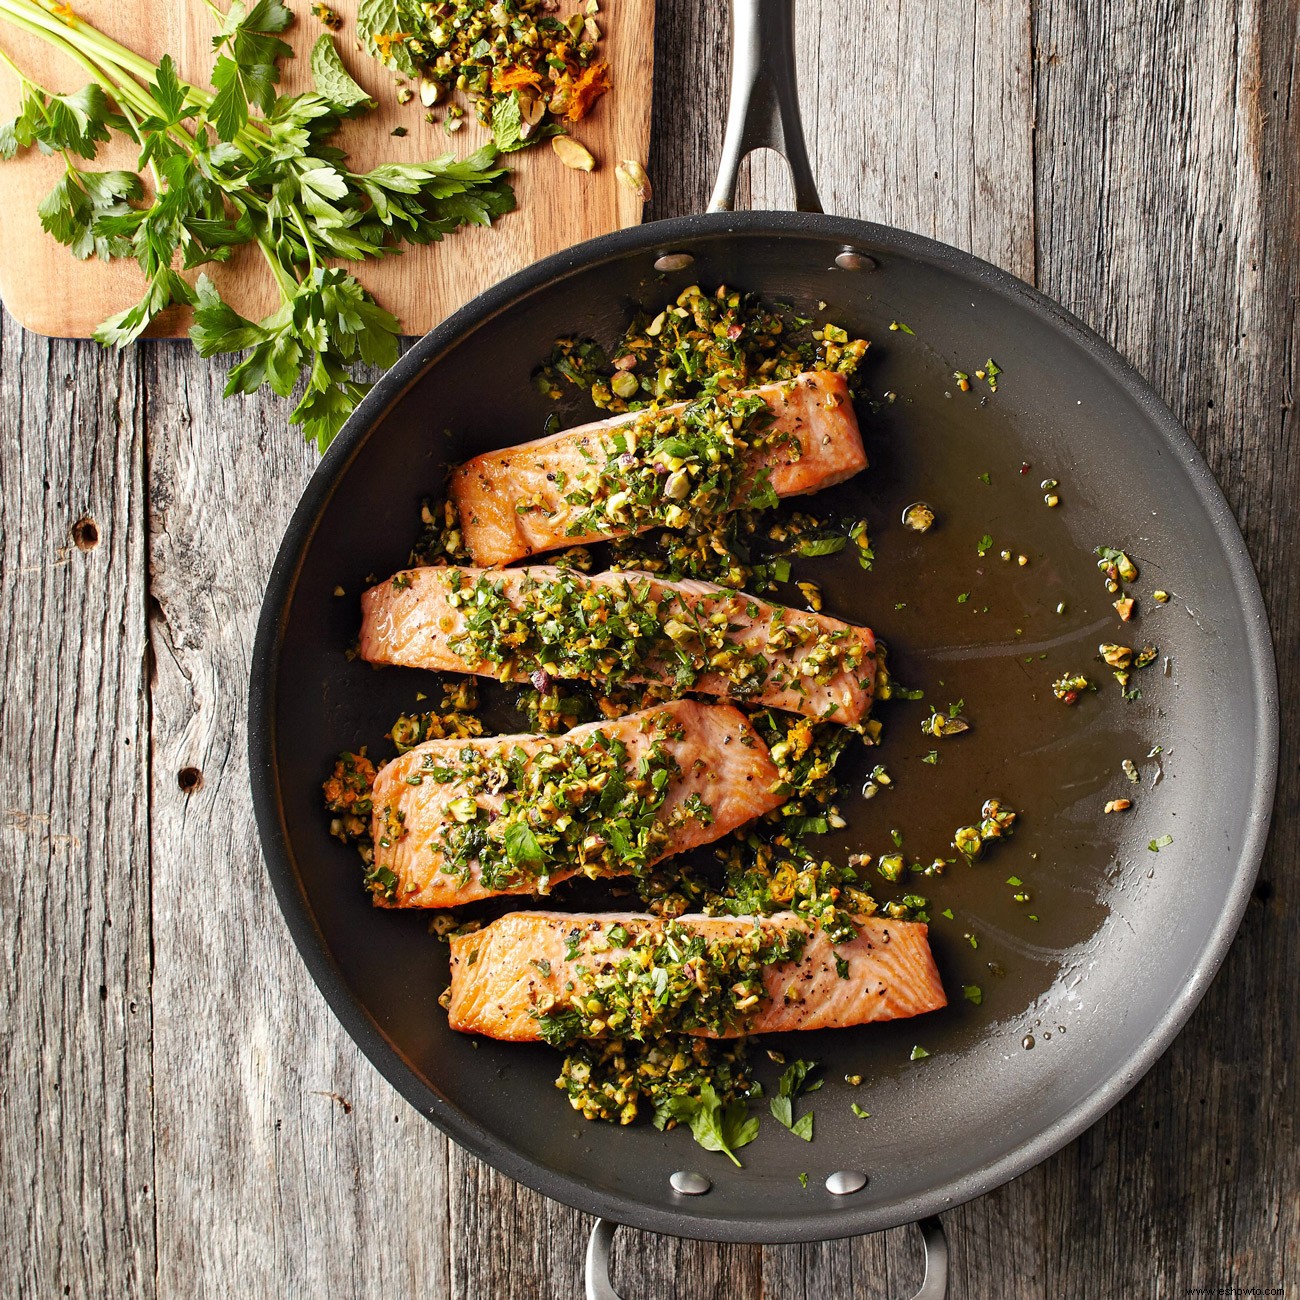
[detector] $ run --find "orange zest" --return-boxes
[373,30,410,61]
[563,60,611,121]
[491,66,545,94]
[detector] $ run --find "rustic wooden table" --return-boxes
[2,2,1296,1296]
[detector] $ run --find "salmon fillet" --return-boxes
[368,700,782,908]
[447,371,866,567]
[359,565,877,724]
[447,911,946,1041]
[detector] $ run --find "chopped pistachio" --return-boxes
[1099,643,1133,669]
[902,501,936,532]
[553,136,596,171]
[615,160,653,202]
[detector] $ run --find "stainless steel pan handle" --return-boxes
[707,0,824,213]
[584,1216,950,1299]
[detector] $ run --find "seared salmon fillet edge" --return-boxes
[369,700,783,909]
[447,370,867,567]
[359,565,877,725]
[447,910,947,1041]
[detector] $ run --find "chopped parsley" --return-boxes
[436,567,870,704]
[535,918,806,1046]
[422,709,695,895]
[770,1059,821,1141]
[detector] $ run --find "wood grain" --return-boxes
[142,340,457,1300]
[0,308,155,1295]
[0,0,653,338]
[1,0,1297,1297]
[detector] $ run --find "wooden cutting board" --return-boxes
[0,1,653,338]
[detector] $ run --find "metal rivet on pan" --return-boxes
[834,249,876,271]
[669,1170,711,1195]
[654,252,695,273]
[825,1170,868,1196]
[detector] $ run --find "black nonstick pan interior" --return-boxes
[250,212,1277,1244]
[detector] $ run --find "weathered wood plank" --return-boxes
[2,0,1298,1296]
[0,308,155,1298]
[143,351,453,1299]
[742,0,1036,280]
[949,0,1300,1296]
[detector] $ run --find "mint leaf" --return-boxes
[310,34,373,112]
[491,91,524,152]
[357,0,423,75]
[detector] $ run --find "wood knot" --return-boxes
[177,767,203,794]
[71,515,100,551]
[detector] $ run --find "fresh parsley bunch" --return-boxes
[0,0,516,449]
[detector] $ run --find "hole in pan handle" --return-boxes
[707,0,824,215]
[583,1217,950,1299]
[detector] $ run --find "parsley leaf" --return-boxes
[663,1083,759,1166]
[503,820,545,870]
[38,167,142,261]
[209,0,295,141]
[1,2,515,450]
[770,1059,820,1141]
[795,535,848,558]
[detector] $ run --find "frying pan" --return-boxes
[248,2,1279,1295]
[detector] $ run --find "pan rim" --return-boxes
[249,208,1280,1245]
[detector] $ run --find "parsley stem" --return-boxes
[0,5,163,138]
[0,0,159,88]
[255,234,298,303]
[289,202,318,273]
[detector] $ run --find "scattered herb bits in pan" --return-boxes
[316,281,1179,1164]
